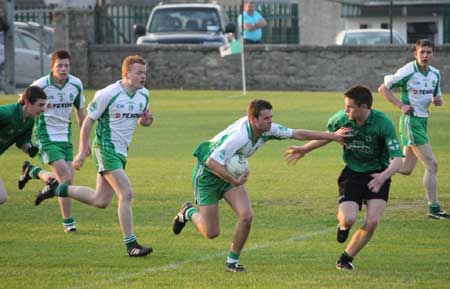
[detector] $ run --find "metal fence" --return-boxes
[95,3,299,44]
[14,8,53,25]
[95,5,154,44]
[13,3,299,45]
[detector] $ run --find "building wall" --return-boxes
[85,44,450,92]
[298,0,345,45]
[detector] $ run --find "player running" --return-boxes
[33,55,154,257]
[1,86,47,204]
[378,39,449,219]
[19,49,87,232]
[171,99,351,272]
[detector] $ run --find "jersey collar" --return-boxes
[48,73,69,90]
[347,110,373,127]
[246,119,259,145]
[413,60,430,77]
[119,80,137,99]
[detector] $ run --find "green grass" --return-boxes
[1,90,449,289]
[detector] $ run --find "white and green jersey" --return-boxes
[193,116,293,165]
[33,74,85,143]
[384,60,441,118]
[88,80,149,157]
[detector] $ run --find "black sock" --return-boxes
[339,251,354,262]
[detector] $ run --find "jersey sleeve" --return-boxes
[433,71,442,97]
[327,110,346,132]
[384,64,413,90]
[209,132,247,166]
[14,122,34,149]
[381,118,403,158]
[265,123,293,140]
[138,90,150,112]
[74,81,86,110]
[87,90,110,121]
[0,106,10,126]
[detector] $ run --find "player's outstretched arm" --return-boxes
[291,127,352,144]
[285,139,331,165]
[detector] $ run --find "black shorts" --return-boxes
[337,166,391,209]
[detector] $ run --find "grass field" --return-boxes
[1,90,449,289]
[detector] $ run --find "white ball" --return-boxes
[226,154,248,178]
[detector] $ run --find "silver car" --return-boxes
[336,29,406,45]
[0,28,51,88]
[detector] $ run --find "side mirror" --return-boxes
[225,22,236,33]
[133,24,146,36]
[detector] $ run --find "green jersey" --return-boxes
[327,109,402,173]
[0,103,34,155]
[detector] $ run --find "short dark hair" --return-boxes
[248,99,272,118]
[415,39,434,50]
[20,86,47,105]
[344,85,372,109]
[51,49,71,68]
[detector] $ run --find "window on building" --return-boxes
[407,22,437,43]
[381,23,389,29]
[360,24,368,29]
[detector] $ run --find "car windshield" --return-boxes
[149,7,221,33]
[0,31,46,50]
[344,32,403,45]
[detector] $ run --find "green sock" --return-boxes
[124,234,137,250]
[30,167,42,179]
[55,183,69,197]
[63,217,76,227]
[227,251,240,264]
[429,203,441,213]
[186,206,198,220]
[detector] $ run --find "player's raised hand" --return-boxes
[284,145,307,165]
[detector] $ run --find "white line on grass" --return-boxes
[65,227,334,289]
[64,202,424,289]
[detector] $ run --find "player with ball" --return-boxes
[172,99,352,272]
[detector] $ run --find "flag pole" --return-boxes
[240,0,247,95]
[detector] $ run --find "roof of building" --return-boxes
[334,0,450,5]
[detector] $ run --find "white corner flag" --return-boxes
[219,38,243,57]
